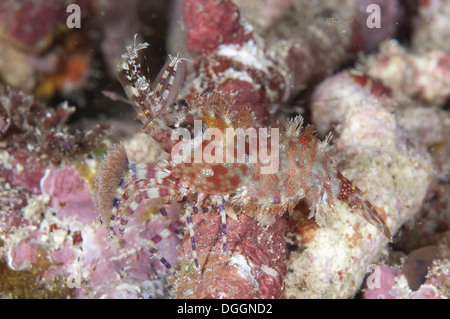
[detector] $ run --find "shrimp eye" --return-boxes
[177,120,209,139]
[179,121,196,138]
[177,99,190,108]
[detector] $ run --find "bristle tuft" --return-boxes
[94,144,129,223]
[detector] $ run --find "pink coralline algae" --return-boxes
[0,88,176,298]
[2,163,180,298]
[363,254,450,299]
[41,165,98,224]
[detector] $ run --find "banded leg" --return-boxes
[216,197,228,252]
[184,206,199,268]
[117,186,179,237]
[130,163,156,180]
[151,53,187,114]
[108,177,144,237]
[146,205,184,271]
[147,203,216,270]
[109,175,180,237]
[117,167,177,202]
[184,203,220,268]
[148,218,185,271]
[129,161,171,183]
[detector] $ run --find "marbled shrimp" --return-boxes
[94,35,392,271]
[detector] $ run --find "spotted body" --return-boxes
[94,36,391,271]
